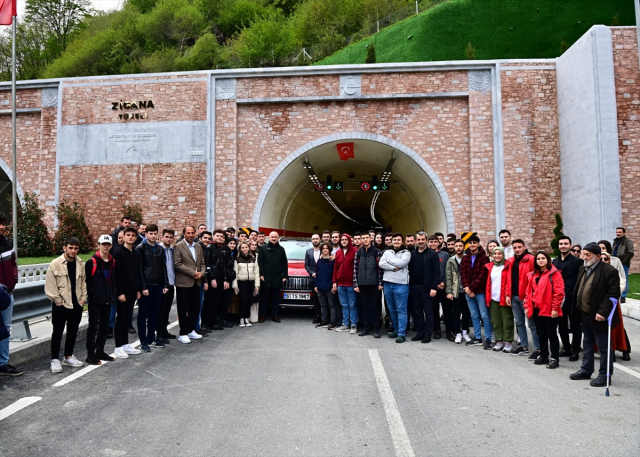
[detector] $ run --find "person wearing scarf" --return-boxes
[484,247,515,353]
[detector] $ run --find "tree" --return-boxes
[25,0,92,50]
[5,192,53,258]
[464,42,476,59]
[121,203,144,226]
[365,43,376,63]
[54,200,94,253]
[550,213,564,258]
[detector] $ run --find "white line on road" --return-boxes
[614,363,640,380]
[52,320,180,388]
[368,349,415,457]
[0,397,41,421]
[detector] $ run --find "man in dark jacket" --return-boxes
[85,235,118,365]
[112,227,143,359]
[552,235,583,360]
[570,242,621,387]
[408,232,440,343]
[258,231,288,323]
[0,212,20,376]
[354,232,384,337]
[612,227,633,302]
[305,234,321,324]
[110,215,131,241]
[207,229,231,329]
[135,224,169,352]
[460,235,492,349]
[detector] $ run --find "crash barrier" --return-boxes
[10,264,52,341]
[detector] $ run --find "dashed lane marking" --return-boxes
[0,397,42,421]
[613,363,640,380]
[368,349,415,457]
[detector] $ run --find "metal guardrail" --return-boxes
[11,264,52,341]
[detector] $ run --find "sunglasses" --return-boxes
[571,249,581,253]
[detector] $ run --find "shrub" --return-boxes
[550,213,564,258]
[121,202,144,225]
[464,42,476,60]
[54,200,94,253]
[5,192,54,257]
[365,43,376,63]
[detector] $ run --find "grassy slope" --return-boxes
[319,0,635,65]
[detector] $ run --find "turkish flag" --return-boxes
[0,0,16,26]
[337,142,354,161]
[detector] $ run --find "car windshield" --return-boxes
[280,240,312,260]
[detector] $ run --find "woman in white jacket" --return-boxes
[233,242,260,327]
[379,233,412,343]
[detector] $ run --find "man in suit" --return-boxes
[305,234,321,324]
[258,231,288,323]
[569,242,621,387]
[173,225,207,344]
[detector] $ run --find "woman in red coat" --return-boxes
[523,251,565,369]
[484,247,514,353]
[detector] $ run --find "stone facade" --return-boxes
[0,26,636,260]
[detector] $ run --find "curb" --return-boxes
[622,298,640,321]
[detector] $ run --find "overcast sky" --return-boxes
[17,0,126,15]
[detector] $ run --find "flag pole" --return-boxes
[11,14,17,261]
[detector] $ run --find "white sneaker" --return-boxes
[123,344,141,355]
[62,355,84,368]
[335,325,350,332]
[239,319,245,328]
[114,347,129,359]
[187,331,203,339]
[462,331,472,343]
[493,341,504,351]
[454,333,462,344]
[178,335,191,344]
[349,325,357,334]
[503,342,513,353]
[51,359,63,373]
[244,319,252,327]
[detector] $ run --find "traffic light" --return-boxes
[326,175,332,190]
[372,175,378,191]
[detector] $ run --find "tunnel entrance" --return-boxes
[255,136,453,237]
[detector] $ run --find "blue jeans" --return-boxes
[109,303,116,328]
[383,282,409,336]
[0,294,14,366]
[622,264,629,298]
[137,285,163,345]
[465,293,493,340]
[337,286,358,326]
[196,282,205,330]
[511,295,540,350]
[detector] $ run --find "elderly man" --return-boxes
[569,242,620,387]
[258,231,288,323]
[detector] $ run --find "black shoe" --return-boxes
[209,324,224,331]
[569,370,592,380]
[411,335,424,342]
[446,332,456,342]
[0,364,23,376]
[85,355,101,365]
[316,321,329,328]
[312,316,321,325]
[358,329,370,337]
[433,331,442,340]
[160,337,170,344]
[97,351,115,362]
[106,327,114,338]
[622,352,631,361]
[590,374,609,387]
[569,353,580,362]
[483,339,492,350]
[421,337,432,344]
[528,350,540,360]
[223,320,234,328]
[534,356,549,365]
[558,349,572,357]
[140,344,151,352]
[466,338,483,346]
[129,325,136,334]
[159,333,177,339]
[373,330,381,338]
[272,316,281,323]
[546,358,559,369]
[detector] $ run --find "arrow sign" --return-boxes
[334,182,343,191]
[380,182,390,191]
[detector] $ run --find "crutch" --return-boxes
[606,297,618,397]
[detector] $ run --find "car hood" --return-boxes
[288,260,308,276]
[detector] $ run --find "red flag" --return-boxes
[337,142,354,161]
[0,0,16,26]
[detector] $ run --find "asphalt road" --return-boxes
[1,309,639,457]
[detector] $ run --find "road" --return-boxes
[1,309,639,457]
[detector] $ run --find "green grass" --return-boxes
[628,274,640,299]
[18,253,93,266]
[319,0,634,65]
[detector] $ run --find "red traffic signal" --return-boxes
[360,181,371,191]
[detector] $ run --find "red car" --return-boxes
[278,239,315,309]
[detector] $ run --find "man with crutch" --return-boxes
[569,243,620,387]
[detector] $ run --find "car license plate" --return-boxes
[283,293,310,300]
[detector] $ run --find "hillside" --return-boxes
[319,0,635,65]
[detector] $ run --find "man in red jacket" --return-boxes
[333,234,358,334]
[0,212,20,376]
[459,235,492,349]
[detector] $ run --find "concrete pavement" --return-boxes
[1,309,639,456]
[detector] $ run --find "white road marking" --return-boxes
[368,349,415,457]
[614,363,640,380]
[0,397,41,421]
[52,320,180,387]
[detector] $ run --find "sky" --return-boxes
[16,0,126,15]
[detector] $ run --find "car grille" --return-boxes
[286,276,312,291]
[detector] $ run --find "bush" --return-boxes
[5,192,54,257]
[54,201,94,253]
[365,43,376,63]
[550,213,564,258]
[121,202,144,225]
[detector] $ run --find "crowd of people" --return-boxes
[0,212,635,389]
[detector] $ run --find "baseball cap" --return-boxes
[98,234,113,245]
